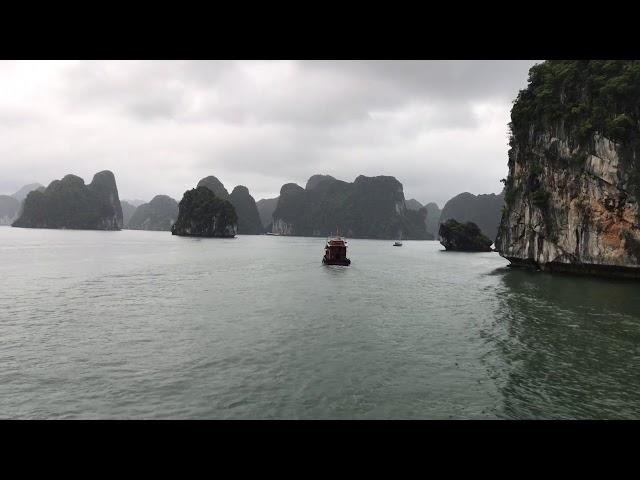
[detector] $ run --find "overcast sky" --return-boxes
[0,60,538,206]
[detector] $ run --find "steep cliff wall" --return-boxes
[496,61,640,277]
[256,197,279,230]
[229,186,263,234]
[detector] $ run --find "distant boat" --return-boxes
[323,234,351,266]
[393,241,403,246]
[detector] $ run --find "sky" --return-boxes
[0,60,538,207]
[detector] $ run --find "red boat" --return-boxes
[322,235,351,266]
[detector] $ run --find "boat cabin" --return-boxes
[322,235,351,266]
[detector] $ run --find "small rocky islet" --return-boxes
[171,186,237,237]
[438,219,493,252]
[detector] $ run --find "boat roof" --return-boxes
[326,236,347,246]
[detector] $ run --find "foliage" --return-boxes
[172,186,237,237]
[510,60,640,145]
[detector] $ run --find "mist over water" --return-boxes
[1,227,640,419]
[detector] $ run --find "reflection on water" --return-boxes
[485,268,640,419]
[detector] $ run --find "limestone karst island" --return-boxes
[2,59,640,421]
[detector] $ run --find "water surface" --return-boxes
[1,226,639,419]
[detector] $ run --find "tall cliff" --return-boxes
[127,195,178,231]
[198,176,262,234]
[496,60,640,277]
[197,176,230,201]
[256,197,279,230]
[0,195,20,225]
[440,192,504,242]
[424,202,442,238]
[12,171,123,230]
[120,200,137,227]
[406,199,441,239]
[229,186,263,234]
[11,183,44,202]
[271,174,430,239]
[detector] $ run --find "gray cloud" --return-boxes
[0,60,538,206]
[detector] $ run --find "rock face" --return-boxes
[12,171,123,230]
[197,176,230,201]
[128,195,178,231]
[120,201,137,227]
[256,197,279,230]
[229,186,263,234]
[122,199,146,207]
[11,183,44,202]
[0,195,20,225]
[271,174,430,239]
[424,202,442,238]
[406,199,440,240]
[405,199,423,211]
[171,186,237,237]
[439,219,493,252]
[496,60,640,278]
[305,174,336,190]
[440,192,504,242]
[198,176,262,234]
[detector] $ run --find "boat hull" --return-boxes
[322,256,351,266]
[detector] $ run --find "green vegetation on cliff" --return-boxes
[498,60,640,275]
[510,60,640,146]
[504,61,640,222]
[171,186,237,237]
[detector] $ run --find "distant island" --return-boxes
[405,199,441,238]
[0,195,20,226]
[171,186,237,237]
[197,176,262,235]
[127,195,178,231]
[4,169,509,245]
[12,171,123,230]
[0,183,45,226]
[439,219,493,252]
[439,192,504,242]
[269,174,432,240]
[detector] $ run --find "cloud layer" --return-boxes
[0,60,537,205]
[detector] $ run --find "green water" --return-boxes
[1,226,639,419]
